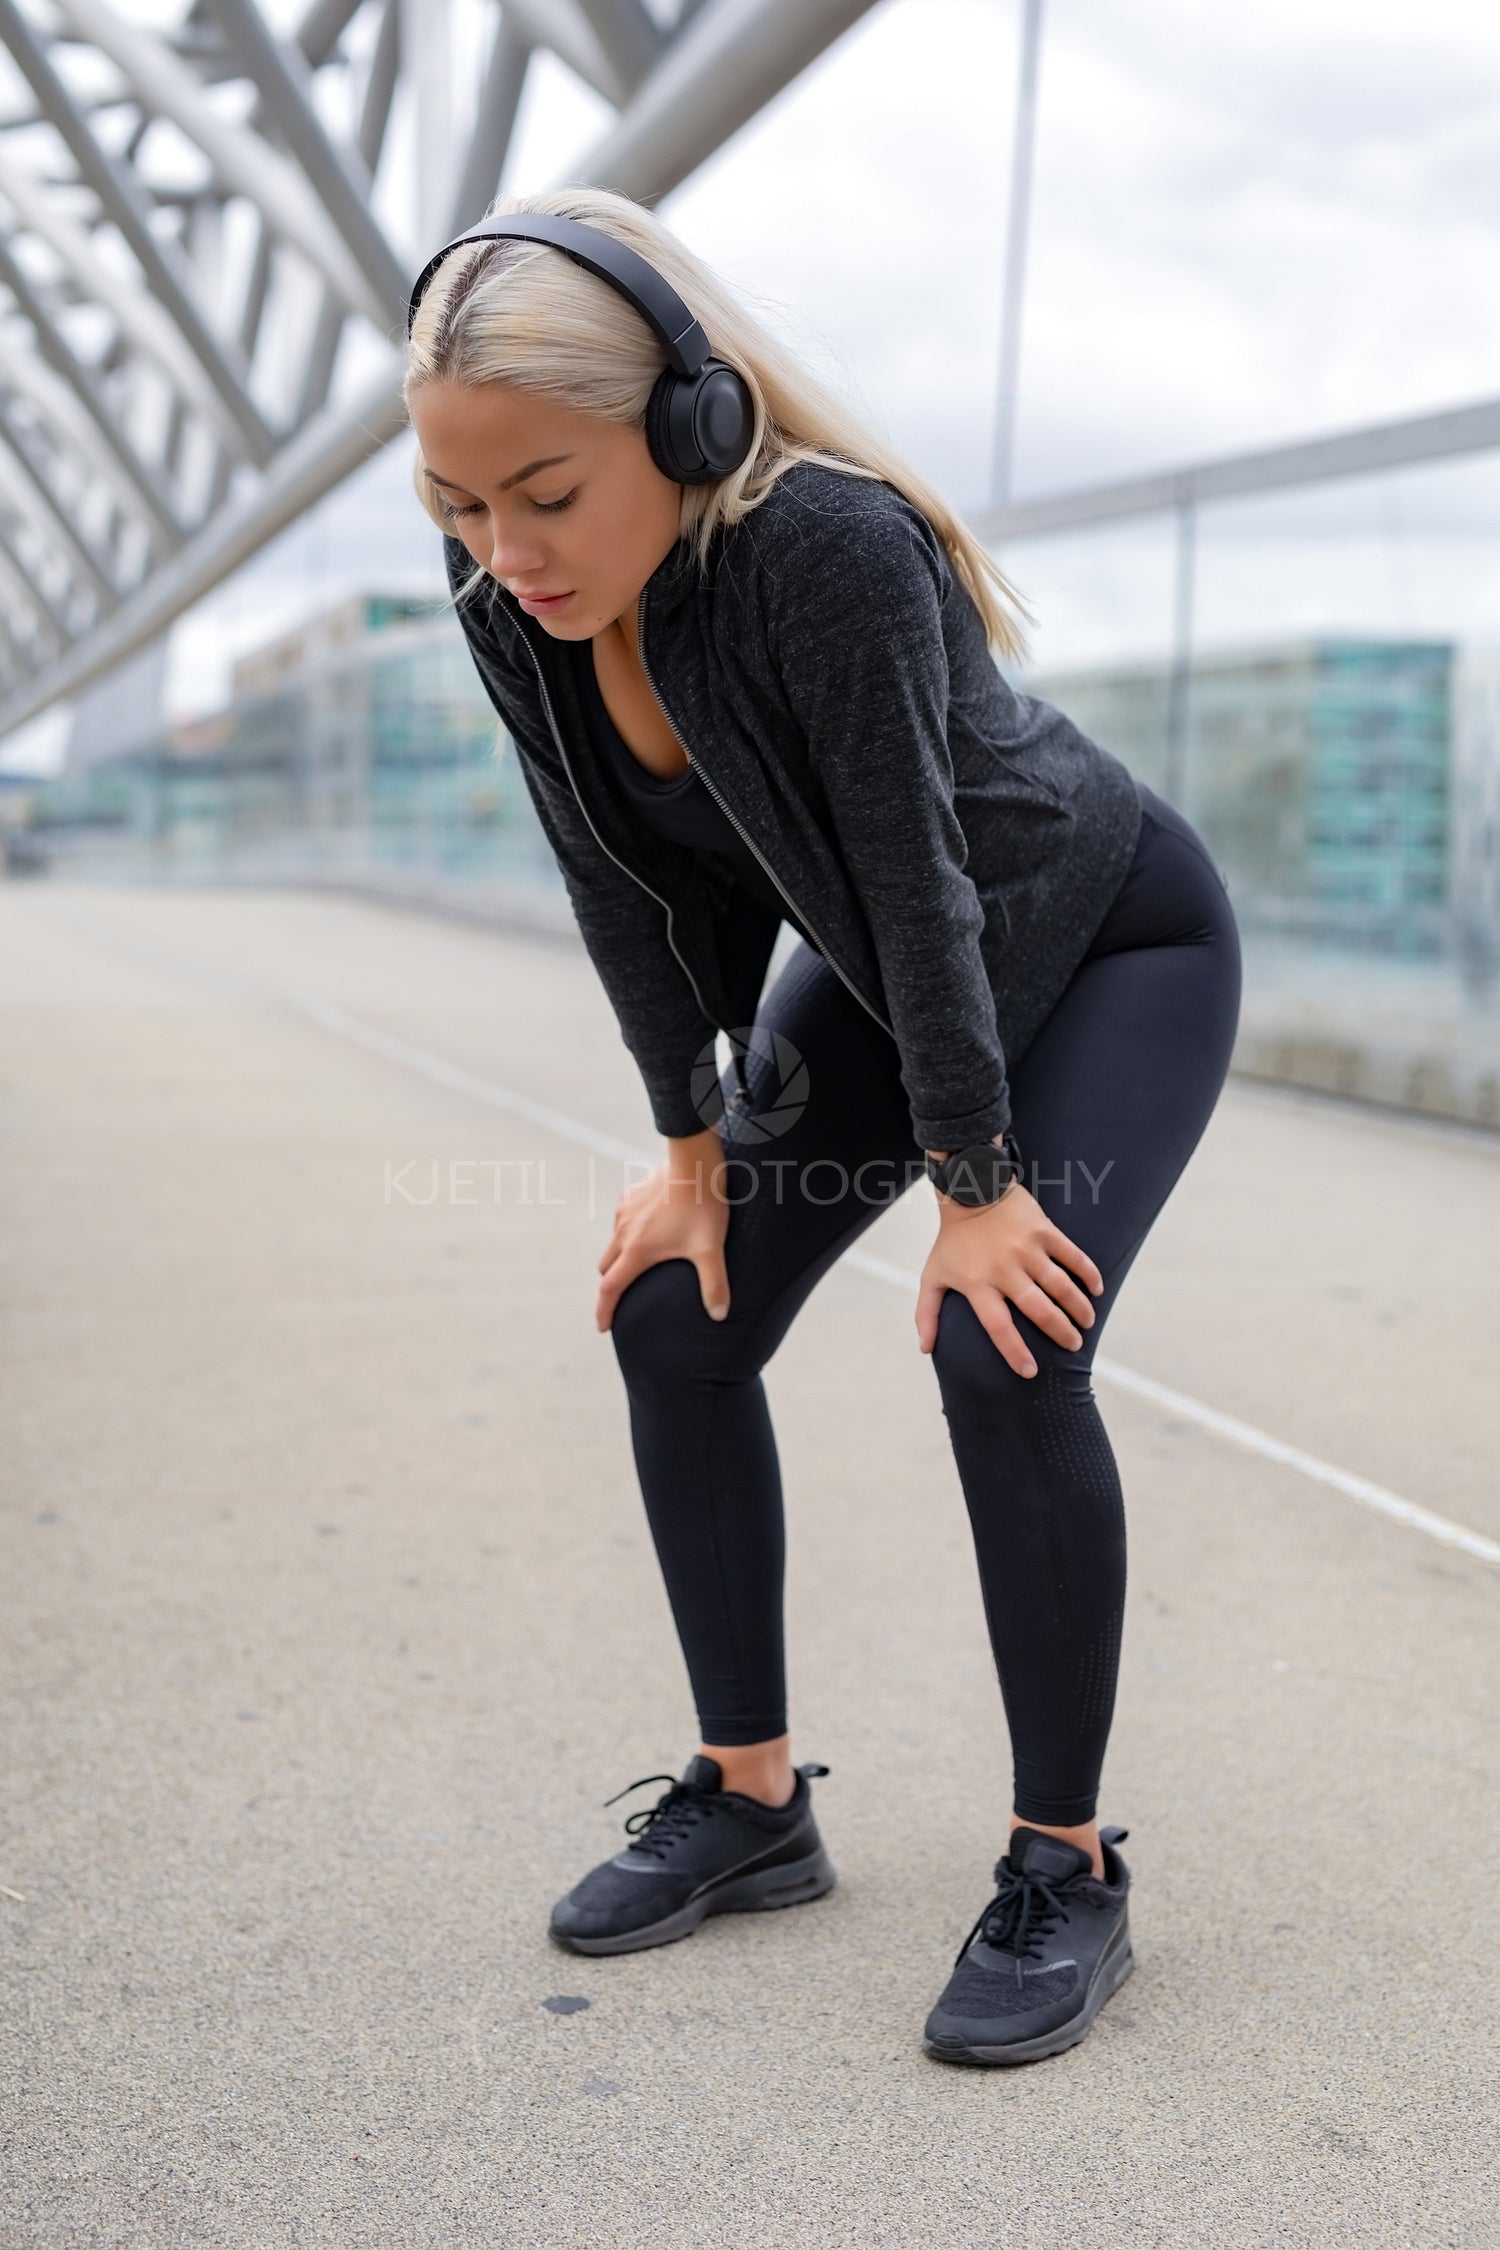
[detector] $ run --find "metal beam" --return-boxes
[0,510,71,647]
[54,0,394,327]
[401,0,452,251]
[292,291,347,439]
[358,0,402,172]
[0,328,169,570]
[574,0,663,94]
[0,398,117,607]
[238,221,275,359]
[0,363,409,737]
[443,16,531,236]
[292,0,401,427]
[204,216,277,518]
[201,0,410,326]
[501,0,627,105]
[991,0,1043,511]
[0,0,274,466]
[575,0,878,204]
[0,0,884,741]
[295,0,366,67]
[0,232,184,548]
[0,591,29,681]
[974,394,1500,544]
[0,145,256,464]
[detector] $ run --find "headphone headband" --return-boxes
[407,210,754,488]
[406,212,712,375]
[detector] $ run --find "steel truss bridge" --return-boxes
[0,0,877,740]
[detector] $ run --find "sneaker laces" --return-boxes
[602,1773,717,1861]
[953,1860,1071,1971]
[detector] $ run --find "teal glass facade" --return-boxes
[1028,637,1453,957]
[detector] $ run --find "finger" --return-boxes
[1047,1229,1105,1299]
[1013,1274,1084,1353]
[969,1287,1038,1378]
[595,1251,640,1333]
[1034,1254,1099,1330]
[597,1216,628,1272]
[914,1271,946,1354]
[695,1251,731,1323]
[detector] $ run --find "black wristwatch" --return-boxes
[925,1130,1024,1208]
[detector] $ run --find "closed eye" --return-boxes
[439,489,577,521]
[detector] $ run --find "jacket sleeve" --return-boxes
[762,492,1014,1152]
[446,545,720,1139]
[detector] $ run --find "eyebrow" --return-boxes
[423,453,575,495]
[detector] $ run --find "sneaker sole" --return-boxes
[548,1844,838,1957]
[922,1913,1135,2066]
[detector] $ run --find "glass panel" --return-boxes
[29,609,567,910]
[24,451,1500,1127]
[994,514,1180,681]
[993,453,1500,1127]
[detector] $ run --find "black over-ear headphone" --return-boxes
[406,213,757,487]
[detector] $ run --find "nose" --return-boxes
[485,512,547,585]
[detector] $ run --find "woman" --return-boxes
[404,187,1242,2067]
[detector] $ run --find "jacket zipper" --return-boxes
[513,619,753,1109]
[636,588,897,1043]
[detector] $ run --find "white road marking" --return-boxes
[290,990,1500,1573]
[1069,1356,1500,1569]
[293,991,648,1168]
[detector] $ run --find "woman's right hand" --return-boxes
[595,1126,732,1332]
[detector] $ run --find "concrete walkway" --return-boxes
[2,882,1497,2248]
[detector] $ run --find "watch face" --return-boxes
[943,1142,1018,1205]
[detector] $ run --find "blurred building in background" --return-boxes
[26,594,562,919]
[24,602,1460,950]
[65,642,172,774]
[24,594,1495,975]
[20,587,1500,1127]
[1032,638,1454,958]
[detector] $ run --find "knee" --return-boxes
[609,1256,724,1392]
[930,1289,1095,1415]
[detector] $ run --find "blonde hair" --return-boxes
[404,185,1030,662]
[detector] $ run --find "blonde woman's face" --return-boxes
[409,380,682,637]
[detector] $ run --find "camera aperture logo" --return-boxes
[690,1025,809,1142]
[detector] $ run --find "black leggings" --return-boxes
[608,780,1242,1825]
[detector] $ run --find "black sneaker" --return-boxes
[548,1754,837,1956]
[923,1823,1134,2065]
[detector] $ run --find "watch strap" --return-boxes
[926,1130,1023,1206]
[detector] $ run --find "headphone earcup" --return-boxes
[645,359,755,485]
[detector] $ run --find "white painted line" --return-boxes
[292,991,647,1168]
[844,1251,1500,1567]
[292,990,1500,1574]
[1078,1355,1500,1568]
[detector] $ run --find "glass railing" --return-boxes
[24,624,568,916]
[995,447,1500,1127]
[17,453,1500,1131]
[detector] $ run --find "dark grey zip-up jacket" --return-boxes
[445,460,1142,1151]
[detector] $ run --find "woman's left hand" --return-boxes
[914,1183,1104,1377]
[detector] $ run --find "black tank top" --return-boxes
[571,640,820,951]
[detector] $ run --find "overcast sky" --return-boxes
[12,0,1500,757]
